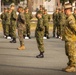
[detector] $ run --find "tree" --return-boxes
[69,0,74,5]
[60,0,75,5]
[1,0,25,5]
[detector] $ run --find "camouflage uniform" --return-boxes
[73,8,76,21]
[10,10,17,39]
[53,11,60,37]
[1,12,7,36]
[59,12,66,37]
[24,12,32,38]
[63,14,76,67]
[73,13,76,20]
[42,13,50,38]
[17,12,26,47]
[35,17,44,54]
[5,11,11,37]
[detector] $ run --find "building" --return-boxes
[32,0,56,12]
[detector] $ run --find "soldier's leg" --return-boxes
[10,25,16,43]
[36,31,44,58]
[23,25,26,38]
[18,29,25,50]
[9,25,12,38]
[5,24,9,38]
[2,24,6,36]
[44,26,46,37]
[57,25,60,38]
[23,28,26,38]
[64,41,76,72]
[53,24,56,37]
[26,24,28,36]
[45,25,50,39]
[27,24,31,38]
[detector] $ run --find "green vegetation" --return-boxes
[2,0,24,5]
[60,0,75,5]
[0,22,53,31]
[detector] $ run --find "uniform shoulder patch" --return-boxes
[69,19,74,24]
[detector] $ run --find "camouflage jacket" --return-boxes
[17,12,25,26]
[5,12,11,25]
[11,10,17,25]
[42,14,50,26]
[53,12,60,24]
[63,14,76,42]
[73,13,76,20]
[1,12,6,25]
[24,12,32,24]
[36,18,44,31]
[59,12,66,25]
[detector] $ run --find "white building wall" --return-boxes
[43,0,56,12]
[32,0,56,12]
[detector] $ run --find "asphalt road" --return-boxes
[0,31,76,75]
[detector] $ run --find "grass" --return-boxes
[0,22,53,31]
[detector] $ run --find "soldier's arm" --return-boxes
[39,19,44,29]
[12,11,17,20]
[20,13,25,24]
[68,17,76,32]
[1,13,5,19]
[1,14,3,19]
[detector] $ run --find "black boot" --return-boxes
[36,52,44,58]
[47,36,50,39]
[23,35,25,39]
[10,38,16,43]
[28,35,31,39]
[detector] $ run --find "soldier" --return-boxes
[39,5,43,12]
[24,7,33,39]
[42,9,50,39]
[36,5,44,19]
[4,7,12,39]
[62,3,76,72]
[59,7,66,39]
[17,5,26,50]
[35,11,44,58]
[10,3,17,43]
[1,7,8,38]
[73,8,76,22]
[52,8,60,38]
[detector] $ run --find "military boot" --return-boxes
[10,38,16,43]
[17,45,25,50]
[65,66,76,72]
[27,35,31,39]
[36,52,44,58]
[47,35,50,39]
[62,66,71,71]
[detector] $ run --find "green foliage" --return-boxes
[2,0,25,5]
[60,0,75,5]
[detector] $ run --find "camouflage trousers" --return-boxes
[26,24,31,37]
[44,25,49,37]
[5,24,11,36]
[18,24,26,46]
[35,30,44,52]
[65,41,76,67]
[53,24,60,37]
[11,25,16,38]
[2,24,6,35]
